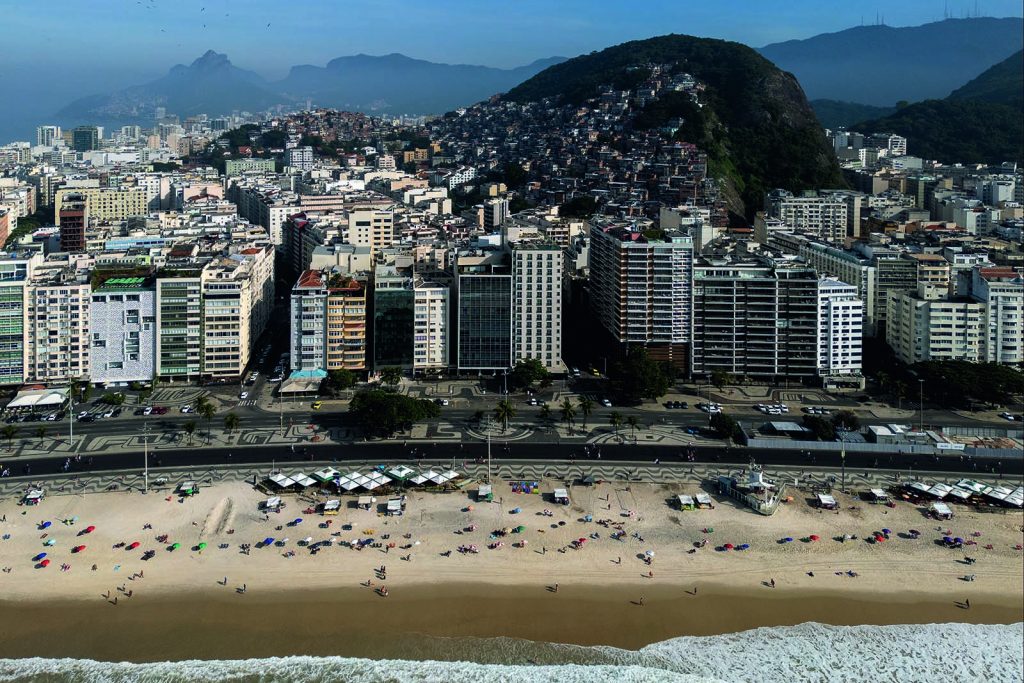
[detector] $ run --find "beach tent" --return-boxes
[357,496,376,510]
[290,474,316,489]
[364,472,390,491]
[442,470,460,483]
[868,488,889,503]
[905,482,932,496]
[387,498,405,516]
[954,479,988,495]
[947,488,972,503]
[478,484,493,502]
[816,494,838,510]
[385,466,416,483]
[579,474,596,486]
[322,500,341,515]
[553,488,570,505]
[23,489,44,505]
[409,474,428,486]
[311,467,340,484]
[1005,488,1024,508]
[267,473,296,490]
[677,494,695,510]
[927,483,953,500]
[930,502,954,519]
[261,496,283,511]
[695,493,714,509]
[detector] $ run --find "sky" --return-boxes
[0,0,1021,141]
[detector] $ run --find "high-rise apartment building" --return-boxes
[286,146,314,171]
[26,267,91,383]
[71,126,100,152]
[36,125,61,147]
[817,279,864,388]
[691,257,818,380]
[455,251,512,372]
[765,190,848,243]
[887,285,987,364]
[156,276,204,381]
[588,219,693,368]
[0,254,39,386]
[372,263,415,370]
[511,241,563,372]
[89,277,157,385]
[58,194,88,252]
[348,207,396,257]
[960,266,1024,365]
[412,276,449,373]
[54,187,148,225]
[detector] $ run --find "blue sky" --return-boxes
[5,0,1023,78]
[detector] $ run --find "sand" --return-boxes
[1,477,1021,658]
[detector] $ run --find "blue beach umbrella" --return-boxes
[32,552,47,561]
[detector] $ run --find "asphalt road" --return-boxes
[7,439,1020,480]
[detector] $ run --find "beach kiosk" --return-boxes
[23,489,44,506]
[553,488,570,505]
[321,500,341,515]
[357,496,377,510]
[177,481,199,497]
[695,493,715,510]
[930,501,954,520]
[477,484,493,502]
[386,497,406,516]
[676,494,695,511]
[816,493,839,510]
[868,488,890,504]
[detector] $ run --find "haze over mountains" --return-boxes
[57,51,566,124]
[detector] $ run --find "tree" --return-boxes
[100,392,126,406]
[183,420,197,446]
[223,413,241,434]
[510,358,550,391]
[801,415,836,441]
[608,411,623,440]
[199,403,216,444]
[493,400,517,433]
[349,390,440,438]
[577,397,594,428]
[710,369,731,391]
[326,369,356,393]
[610,349,675,403]
[472,409,485,425]
[559,195,598,218]
[1,425,17,450]
[538,404,551,422]
[831,410,860,432]
[379,367,404,390]
[560,398,576,433]
[626,415,639,441]
[709,413,743,441]
[893,380,908,410]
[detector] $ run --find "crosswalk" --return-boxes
[237,400,257,407]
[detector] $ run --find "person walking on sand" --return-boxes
[639,596,645,606]
[966,598,970,609]
[554,583,559,593]
[770,578,776,588]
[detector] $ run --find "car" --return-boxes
[590,368,601,376]
[999,412,1018,421]
[570,367,581,377]
[78,410,90,419]
[685,426,700,435]
[680,401,688,409]
[180,405,194,414]
[600,398,612,407]
[153,406,168,415]
[101,409,115,418]
[112,408,122,417]
[434,398,450,406]
[134,407,147,416]
[77,414,95,423]
[44,412,59,421]
[311,401,323,410]
[144,406,154,415]
[239,392,249,400]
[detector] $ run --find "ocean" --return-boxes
[0,622,1020,683]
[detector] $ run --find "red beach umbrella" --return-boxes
[127,541,140,550]
[72,545,86,553]
[875,535,885,543]
[40,559,51,567]
[84,526,96,534]
[723,543,735,550]
[809,535,820,542]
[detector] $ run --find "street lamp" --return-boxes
[918,379,925,432]
[142,421,150,493]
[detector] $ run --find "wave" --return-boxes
[0,622,1020,683]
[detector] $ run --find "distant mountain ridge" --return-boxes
[57,51,566,123]
[758,17,1023,106]
[853,50,1024,163]
[503,34,843,218]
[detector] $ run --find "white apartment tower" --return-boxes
[817,279,864,387]
[511,241,563,372]
[412,277,449,372]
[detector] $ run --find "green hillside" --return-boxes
[948,49,1023,106]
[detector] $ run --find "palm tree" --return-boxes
[876,370,890,395]
[223,412,241,434]
[893,380,908,411]
[608,411,623,441]
[493,399,516,433]
[538,404,551,423]
[560,398,576,433]
[577,396,594,429]
[199,403,216,443]
[34,426,46,446]
[183,420,197,446]
[626,415,639,442]
[1,424,18,451]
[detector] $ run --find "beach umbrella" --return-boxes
[943,536,953,543]
[738,544,750,550]
[40,521,51,529]
[874,535,885,543]
[293,518,302,525]
[44,539,56,546]
[39,559,50,567]
[784,537,794,543]
[73,545,86,553]
[954,537,964,544]
[170,542,180,550]
[809,535,820,542]
[263,538,274,546]
[127,541,140,550]
[84,526,95,534]
[516,526,525,533]
[32,552,47,561]
[881,528,892,535]
[723,543,734,550]
[909,529,921,536]
[197,542,207,550]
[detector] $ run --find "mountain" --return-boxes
[504,34,844,218]
[56,51,566,124]
[58,51,288,122]
[758,18,1023,106]
[853,55,1024,164]
[948,49,1024,106]
[810,100,898,129]
[274,53,565,113]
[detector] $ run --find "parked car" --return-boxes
[600,398,612,407]
[571,367,581,377]
[311,401,323,410]
[999,412,1018,421]
[180,405,194,414]
[239,392,249,400]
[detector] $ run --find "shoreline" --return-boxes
[0,584,1021,661]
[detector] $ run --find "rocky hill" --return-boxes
[504,34,843,218]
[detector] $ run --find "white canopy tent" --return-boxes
[291,474,316,489]
[268,473,296,489]
[677,494,695,508]
[262,496,282,511]
[869,488,889,502]
[311,467,340,483]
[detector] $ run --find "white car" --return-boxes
[999,412,1018,421]
[180,405,194,414]
[600,398,612,407]
[143,406,154,416]
[527,398,538,406]
[240,392,249,400]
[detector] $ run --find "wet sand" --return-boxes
[1,584,1020,661]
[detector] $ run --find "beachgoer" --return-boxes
[966,598,970,608]
[770,578,775,588]
[639,596,645,606]
[554,583,559,593]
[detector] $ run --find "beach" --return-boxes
[1,476,1022,662]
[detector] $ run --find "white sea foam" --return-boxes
[0,622,1019,683]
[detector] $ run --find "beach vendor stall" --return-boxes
[357,496,376,510]
[930,501,954,520]
[816,494,838,510]
[177,481,199,497]
[477,484,493,502]
[386,497,406,516]
[23,489,44,506]
[868,488,890,504]
[676,495,695,511]
[553,488,570,506]
[260,496,283,512]
[321,500,341,515]
[695,493,714,509]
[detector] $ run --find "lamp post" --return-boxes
[918,379,925,432]
[142,421,150,493]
